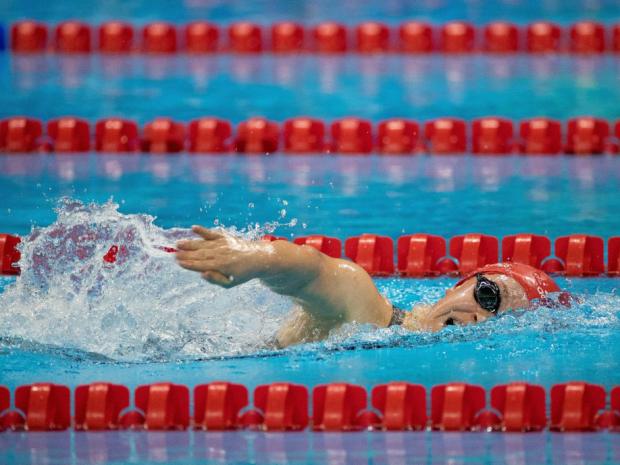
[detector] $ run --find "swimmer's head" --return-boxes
[405,263,562,332]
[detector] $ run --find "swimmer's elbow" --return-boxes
[260,241,325,294]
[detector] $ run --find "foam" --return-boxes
[0,198,291,361]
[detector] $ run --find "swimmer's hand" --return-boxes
[175,226,267,288]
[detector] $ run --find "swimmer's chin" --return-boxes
[401,305,440,332]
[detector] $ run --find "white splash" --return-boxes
[0,198,292,361]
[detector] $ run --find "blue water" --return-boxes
[2,55,620,123]
[2,1,620,464]
[2,0,620,25]
[1,155,620,239]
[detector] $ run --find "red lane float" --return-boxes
[449,234,499,275]
[228,22,262,53]
[1,231,620,276]
[142,22,177,53]
[526,22,561,52]
[55,21,91,53]
[262,235,288,242]
[312,383,367,431]
[271,22,304,53]
[377,119,419,154]
[141,118,185,153]
[95,118,139,152]
[98,22,134,53]
[10,21,620,55]
[550,382,606,431]
[371,382,427,430]
[608,237,620,276]
[597,387,620,430]
[483,22,519,53]
[440,22,475,53]
[294,235,341,258]
[74,383,130,430]
[193,382,248,430]
[0,234,21,276]
[188,118,232,153]
[0,383,70,431]
[185,22,219,53]
[47,117,90,152]
[283,117,325,153]
[472,117,514,154]
[431,383,486,431]
[356,22,390,53]
[543,234,605,276]
[502,234,551,269]
[345,234,394,276]
[0,386,8,432]
[11,21,48,53]
[331,118,373,154]
[424,118,467,154]
[612,386,620,419]
[397,234,446,277]
[120,382,189,430]
[519,118,562,155]
[491,382,547,432]
[235,118,279,154]
[312,22,347,53]
[247,383,309,431]
[398,22,433,53]
[0,381,619,432]
[0,117,43,153]
[570,22,606,53]
[565,117,611,155]
[3,116,620,155]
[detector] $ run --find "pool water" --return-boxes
[3,55,620,123]
[2,1,620,464]
[1,155,619,388]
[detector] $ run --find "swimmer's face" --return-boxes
[409,274,529,332]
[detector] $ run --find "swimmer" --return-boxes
[176,226,562,347]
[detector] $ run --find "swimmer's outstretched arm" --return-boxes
[175,226,393,346]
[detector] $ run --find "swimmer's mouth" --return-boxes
[444,318,456,326]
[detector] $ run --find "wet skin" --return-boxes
[176,226,529,347]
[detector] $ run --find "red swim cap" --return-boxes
[455,262,560,301]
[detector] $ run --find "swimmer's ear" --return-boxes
[192,225,223,240]
[202,270,235,288]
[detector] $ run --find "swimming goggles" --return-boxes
[474,273,501,314]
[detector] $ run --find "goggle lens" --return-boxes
[474,273,501,313]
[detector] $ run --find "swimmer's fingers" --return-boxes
[177,259,214,272]
[175,249,216,261]
[192,225,224,241]
[176,239,207,251]
[201,270,235,288]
